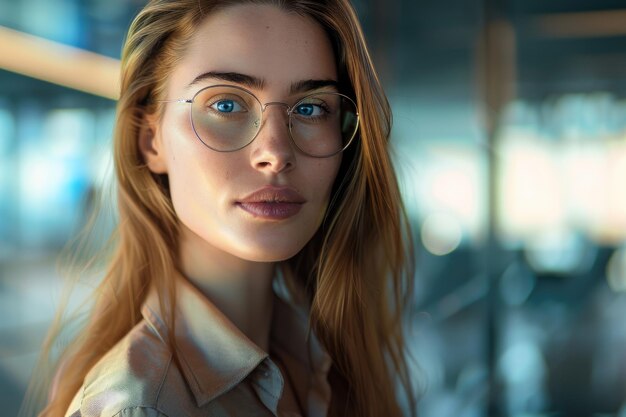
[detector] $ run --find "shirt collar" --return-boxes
[141,277,268,407]
[140,275,330,409]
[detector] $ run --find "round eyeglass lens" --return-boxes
[290,93,358,157]
[190,86,262,152]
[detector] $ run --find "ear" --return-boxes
[138,113,168,174]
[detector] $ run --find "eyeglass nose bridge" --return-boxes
[258,102,293,131]
[261,101,291,113]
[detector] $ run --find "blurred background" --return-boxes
[1,0,626,416]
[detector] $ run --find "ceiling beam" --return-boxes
[532,10,626,38]
[0,25,120,100]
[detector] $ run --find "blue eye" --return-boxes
[296,104,315,116]
[294,101,328,118]
[212,100,243,113]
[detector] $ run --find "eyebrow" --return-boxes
[188,71,338,94]
[289,79,339,94]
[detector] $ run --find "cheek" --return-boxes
[301,157,342,225]
[315,157,342,198]
[163,127,233,217]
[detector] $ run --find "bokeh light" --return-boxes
[421,213,463,256]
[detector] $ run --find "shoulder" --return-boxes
[65,320,192,417]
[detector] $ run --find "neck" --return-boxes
[178,224,276,352]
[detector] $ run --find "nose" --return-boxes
[249,104,296,173]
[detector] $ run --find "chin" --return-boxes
[236,245,304,263]
[231,234,313,263]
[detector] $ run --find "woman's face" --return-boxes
[142,4,342,263]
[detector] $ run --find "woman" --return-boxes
[33,0,416,416]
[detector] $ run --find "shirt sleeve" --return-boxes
[112,407,170,417]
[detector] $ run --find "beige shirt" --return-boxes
[64,278,332,417]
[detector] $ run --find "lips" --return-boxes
[236,186,305,220]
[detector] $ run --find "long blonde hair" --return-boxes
[30,1,417,416]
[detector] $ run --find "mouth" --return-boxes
[236,186,306,220]
[236,201,303,220]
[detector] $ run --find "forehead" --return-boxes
[168,4,337,94]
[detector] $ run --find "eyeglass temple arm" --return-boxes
[156,99,192,103]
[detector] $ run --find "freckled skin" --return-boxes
[144,4,342,263]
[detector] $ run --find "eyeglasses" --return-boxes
[159,84,359,158]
